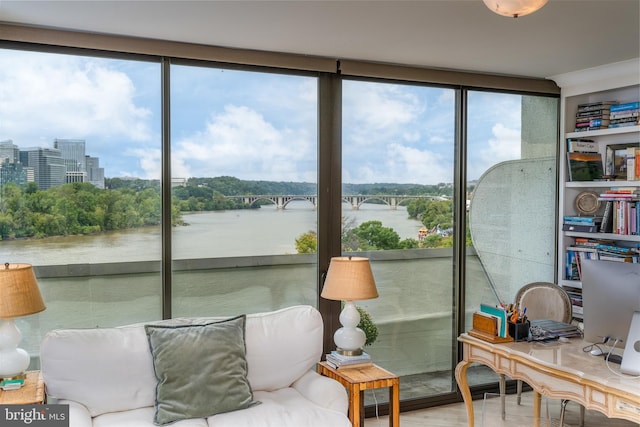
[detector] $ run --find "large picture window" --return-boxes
[169,63,318,317]
[0,49,163,359]
[0,38,559,411]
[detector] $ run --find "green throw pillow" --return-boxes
[145,315,258,425]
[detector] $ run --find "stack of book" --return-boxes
[608,101,639,129]
[597,243,639,263]
[574,101,615,132]
[562,215,602,233]
[325,350,373,369]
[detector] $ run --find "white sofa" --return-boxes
[40,305,351,427]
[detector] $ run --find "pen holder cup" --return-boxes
[508,320,530,342]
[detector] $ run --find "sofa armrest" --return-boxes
[58,399,93,427]
[291,369,348,415]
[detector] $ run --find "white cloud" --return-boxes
[468,123,521,181]
[173,105,315,180]
[0,51,153,147]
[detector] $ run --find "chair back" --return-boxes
[515,282,572,323]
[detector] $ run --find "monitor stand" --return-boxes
[621,311,640,376]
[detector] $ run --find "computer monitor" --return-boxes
[581,259,640,348]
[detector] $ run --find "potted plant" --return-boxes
[356,305,378,346]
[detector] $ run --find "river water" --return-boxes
[0,202,424,266]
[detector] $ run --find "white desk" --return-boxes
[455,333,640,427]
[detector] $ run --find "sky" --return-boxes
[0,48,524,184]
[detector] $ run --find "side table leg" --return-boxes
[455,360,474,427]
[350,384,361,427]
[389,379,400,427]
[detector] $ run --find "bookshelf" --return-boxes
[554,59,640,320]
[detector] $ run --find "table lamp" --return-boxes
[0,263,46,383]
[321,256,378,356]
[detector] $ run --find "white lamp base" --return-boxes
[0,318,30,379]
[334,301,366,356]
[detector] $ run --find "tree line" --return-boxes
[0,182,180,240]
[0,176,462,241]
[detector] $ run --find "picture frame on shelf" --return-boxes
[605,142,639,179]
[566,152,604,182]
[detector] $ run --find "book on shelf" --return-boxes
[567,138,597,153]
[563,215,602,224]
[565,249,581,280]
[627,147,638,181]
[576,109,610,118]
[610,111,639,120]
[575,125,609,132]
[600,201,614,233]
[575,118,609,128]
[565,246,599,280]
[609,101,640,112]
[562,223,600,232]
[566,152,604,181]
[572,237,601,248]
[609,121,638,129]
[609,117,638,126]
[576,101,616,113]
[598,253,638,262]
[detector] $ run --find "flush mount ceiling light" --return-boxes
[483,0,549,18]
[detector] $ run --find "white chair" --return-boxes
[499,282,584,426]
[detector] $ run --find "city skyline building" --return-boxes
[0,140,20,164]
[19,147,66,190]
[85,155,105,189]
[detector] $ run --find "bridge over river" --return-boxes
[225,194,449,210]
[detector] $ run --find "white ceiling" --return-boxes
[1,0,639,80]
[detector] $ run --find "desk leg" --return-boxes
[389,380,400,427]
[455,360,474,427]
[533,391,541,427]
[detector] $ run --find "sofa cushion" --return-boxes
[92,407,208,427]
[244,305,323,391]
[145,315,258,425]
[207,388,352,427]
[40,324,157,417]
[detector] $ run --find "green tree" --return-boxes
[295,231,317,254]
[352,220,401,250]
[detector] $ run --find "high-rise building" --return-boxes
[0,140,20,164]
[54,138,86,173]
[85,156,105,189]
[20,148,66,190]
[0,140,28,187]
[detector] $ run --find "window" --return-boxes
[342,79,458,401]
[0,48,163,358]
[169,63,319,317]
[464,91,559,386]
[0,33,559,410]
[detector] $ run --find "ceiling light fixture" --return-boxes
[483,0,549,18]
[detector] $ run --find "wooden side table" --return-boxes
[0,371,45,405]
[318,361,399,427]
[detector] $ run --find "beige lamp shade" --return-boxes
[321,257,378,301]
[483,0,548,18]
[0,263,46,319]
